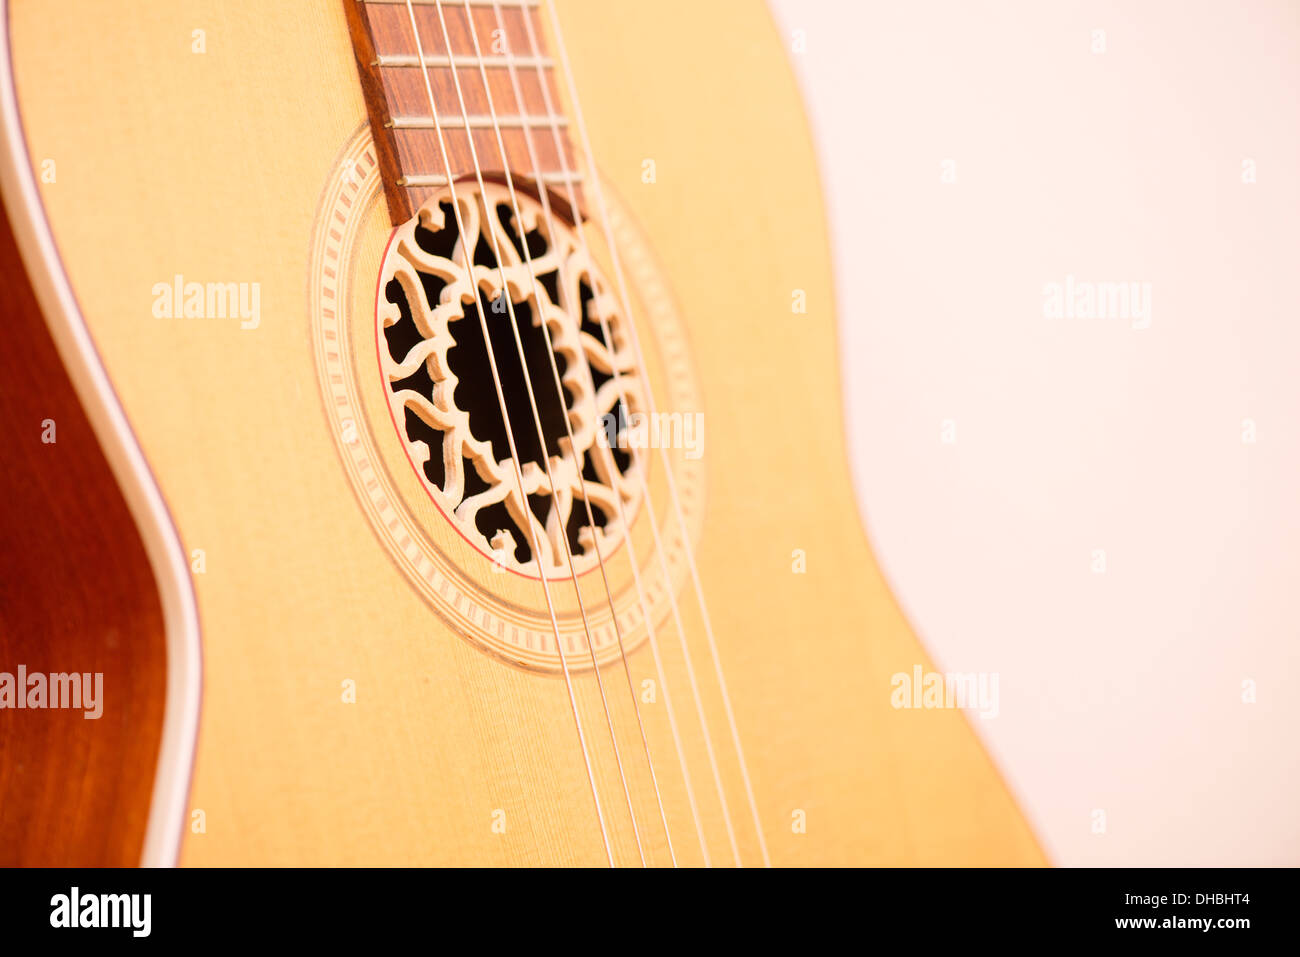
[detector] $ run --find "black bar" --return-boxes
[0,866,1285,944]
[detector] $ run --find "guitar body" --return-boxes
[2,0,1042,866]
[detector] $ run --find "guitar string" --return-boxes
[513,4,743,865]
[398,0,614,866]
[457,0,679,866]
[514,0,738,867]
[536,0,774,867]
[486,0,708,868]
[426,0,650,868]
[544,0,773,867]
[427,0,648,866]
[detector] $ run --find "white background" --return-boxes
[769,0,1300,865]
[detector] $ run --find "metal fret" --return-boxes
[387,113,568,130]
[362,0,538,6]
[398,170,583,188]
[374,53,553,69]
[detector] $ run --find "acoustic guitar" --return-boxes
[0,0,1042,867]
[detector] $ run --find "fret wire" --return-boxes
[363,0,537,6]
[397,170,582,187]
[387,113,567,129]
[374,53,552,69]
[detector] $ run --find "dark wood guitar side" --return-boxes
[0,188,168,866]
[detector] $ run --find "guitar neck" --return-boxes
[344,0,583,224]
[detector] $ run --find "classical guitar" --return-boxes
[0,0,1042,866]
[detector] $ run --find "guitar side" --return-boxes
[0,0,199,867]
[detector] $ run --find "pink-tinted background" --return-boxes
[770,0,1300,865]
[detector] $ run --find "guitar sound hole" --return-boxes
[377,184,644,576]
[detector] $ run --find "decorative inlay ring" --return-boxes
[308,127,704,672]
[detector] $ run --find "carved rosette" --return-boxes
[377,183,644,577]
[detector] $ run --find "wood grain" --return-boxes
[0,188,167,866]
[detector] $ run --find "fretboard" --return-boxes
[344,0,582,224]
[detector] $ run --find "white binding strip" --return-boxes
[0,3,201,867]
